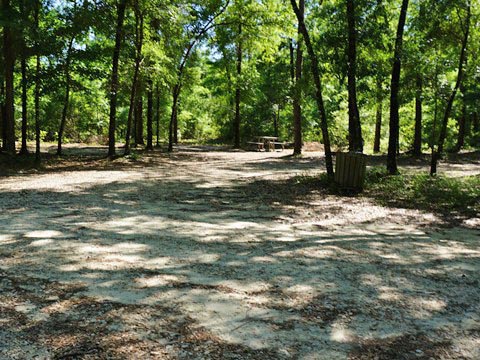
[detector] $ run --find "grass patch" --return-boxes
[363,167,480,219]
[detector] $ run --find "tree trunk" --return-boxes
[0,82,5,150]
[290,0,334,176]
[455,85,467,152]
[57,38,74,156]
[20,54,28,155]
[373,77,382,153]
[233,24,242,149]
[292,0,304,156]
[168,85,179,152]
[431,1,470,175]
[472,111,479,134]
[2,0,16,153]
[19,0,28,155]
[107,0,127,158]
[124,0,143,155]
[155,83,160,146]
[146,78,153,150]
[173,99,178,144]
[34,0,41,162]
[135,96,144,146]
[412,74,422,156]
[346,0,363,152]
[387,0,409,175]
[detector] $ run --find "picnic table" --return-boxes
[247,136,286,152]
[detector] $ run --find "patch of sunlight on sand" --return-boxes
[28,239,55,247]
[24,230,63,238]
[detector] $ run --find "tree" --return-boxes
[290,0,333,176]
[107,0,127,158]
[431,0,471,175]
[387,0,410,175]
[1,0,16,153]
[292,0,304,155]
[346,0,363,152]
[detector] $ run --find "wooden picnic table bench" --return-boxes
[248,136,286,151]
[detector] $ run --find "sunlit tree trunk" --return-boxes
[387,0,409,174]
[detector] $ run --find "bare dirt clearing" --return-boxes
[0,146,479,359]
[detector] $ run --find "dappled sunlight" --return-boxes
[0,148,479,358]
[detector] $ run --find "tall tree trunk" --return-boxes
[155,83,160,146]
[387,0,409,175]
[233,24,242,149]
[124,0,143,155]
[34,0,41,162]
[412,74,422,156]
[107,0,127,158]
[346,0,363,152]
[173,99,178,144]
[290,0,333,176]
[373,76,382,153]
[168,85,179,152]
[2,0,15,153]
[146,78,153,150]
[19,0,28,155]
[135,94,144,146]
[455,85,467,152]
[20,53,28,155]
[292,0,304,156]
[431,2,470,175]
[57,38,74,155]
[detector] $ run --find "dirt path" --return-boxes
[0,147,479,359]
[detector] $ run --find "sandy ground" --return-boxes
[0,146,479,359]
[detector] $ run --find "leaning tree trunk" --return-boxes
[292,0,304,156]
[412,74,423,156]
[431,1,470,175]
[387,0,409,175]
[107,0,127,158]
[290,0,334,176]
[2,0,16,153]
[346,0,363,152]
[57,38,74,155]
[373,76,383,153]
[233,24,242,149]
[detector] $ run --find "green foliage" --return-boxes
[364,167,480,218]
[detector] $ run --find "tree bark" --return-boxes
[2,0,16,153]
[431,1,470,175]
[168,85,179,152]
[455,85,467,152]
[290,0,333,176]
[19,0,28,155]
[233,23,242,149]
[346,0,363,152]
[292,0,304,156]
[412,74,422,156]
[124,0,143,155]
[387,0,409,175]
[107,0,127,158]
[373,76,382,153]
[57,38,74,155]
[146,79,153,150]
[34,0,41,162]
[155,83,160,146]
